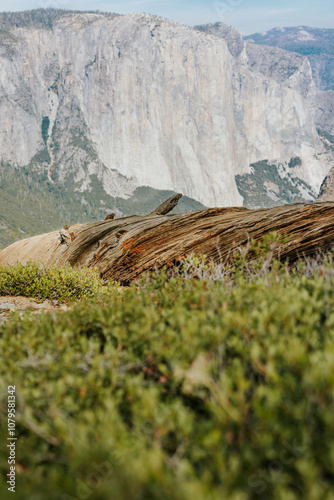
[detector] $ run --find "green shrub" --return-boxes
[41,116,50,145]
[0,251,334,499]
[288,156,302,168]
[0,262,118,302]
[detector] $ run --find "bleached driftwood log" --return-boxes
[0,201,334,283]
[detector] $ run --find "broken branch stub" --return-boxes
[152,193,183,215]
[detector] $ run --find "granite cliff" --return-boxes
[0,10,333,246]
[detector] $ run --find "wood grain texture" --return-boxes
[152,193,183,215]
[0,202,333,282]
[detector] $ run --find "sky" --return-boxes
[0,0,333,35]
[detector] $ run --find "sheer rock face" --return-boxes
[0,12,333,208]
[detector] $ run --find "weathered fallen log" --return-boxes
[0,201,334,283]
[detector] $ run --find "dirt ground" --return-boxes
[0,296,70,324]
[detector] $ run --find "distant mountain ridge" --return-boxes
[244,26,334,91]
[195,22,334,135]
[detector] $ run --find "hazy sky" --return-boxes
[0,0,333,34]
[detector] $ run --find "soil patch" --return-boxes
[0,296,70,324]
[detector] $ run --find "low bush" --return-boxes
[0,261,118,302]
[0,248,334,499]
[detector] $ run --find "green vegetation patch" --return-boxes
[0,161,206,249]
[0,262,118,303]
[41,116,50,145]
[236,159,314,209]
[317,128,334,150]
[0,247,334,499]
[288,156,302,168]
[29,148,51,166]
[0,8,119,31]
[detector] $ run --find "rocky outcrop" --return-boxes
[195,22,245,58]
[318,166,334,202]
[196,22,334,137]
[196,22,315,96]
[242,26,334,136]
[244,26,334,92]
[0,10,333,210]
